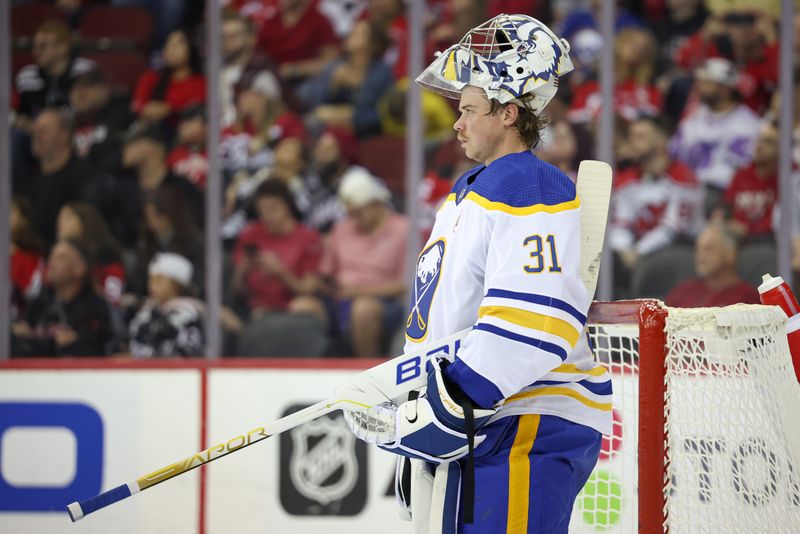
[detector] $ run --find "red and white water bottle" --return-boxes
[758,273,800,382]
[758,273,800,317]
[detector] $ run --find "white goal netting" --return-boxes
[570,302,800,534]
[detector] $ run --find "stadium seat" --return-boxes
[78,6,154,52]
[11,4,67,48]
[631,245,696,300]
[237,313,329,357]
[738,240,777,288]
[84,51,148,96]
[357,135,406,195]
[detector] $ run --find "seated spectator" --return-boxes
[378,78,456,144]
[610,116,703,261]
[322,170,408,357]
[12,239,112,357]
[221,85,305,178]
[569,27,662,124]
[14,19,96,126]
[670,58,760,209]
[220,9,281,127]
[673,6,778,114]
[16,108,101,246]
[128,253,205,358]
[303,19,393,137]
[257,0,339,85]
[70,67,135,175]
[122,122,204,226]
[10,197,45,319]
[56,202,126,307]
[427,0,488,58]
[167,105,208,190]
[716,121,778,241]
[665,223,760,307]
[250,136,312,215]
[305,127,364,233]
[132,185,204,299]
[230,180,327,324]
[132,28,206,126]
[221,88,306,241]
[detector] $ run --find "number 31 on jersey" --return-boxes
[523,234,562,274]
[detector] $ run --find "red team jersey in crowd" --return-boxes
[256,2,338,64]
[132,71,207,115]
[11,249,44,303]
[608,161,703,254]
[232,223,322,311]
[168,145,208,190]
[723,163,777,236]
[568,79,662,124]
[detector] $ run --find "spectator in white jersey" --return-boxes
[610,116,703,296]
[670,57,760,212]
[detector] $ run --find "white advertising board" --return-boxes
[0,369,201,534]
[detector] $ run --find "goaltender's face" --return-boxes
[453,86,508,165]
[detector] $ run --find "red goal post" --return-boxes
[573,300,800,534]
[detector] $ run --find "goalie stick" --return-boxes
[67,159,613,522]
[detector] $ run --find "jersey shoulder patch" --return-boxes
[469,152,576,211]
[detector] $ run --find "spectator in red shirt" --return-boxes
[56,202,126,308]
[132,29,206,126]
[231,180,326,325]
[10,197,45,319]
[257,0,339,83]
[168,105,208,190]
[665,222,760,307]
[569,27,662,124]
[717,121,778,240]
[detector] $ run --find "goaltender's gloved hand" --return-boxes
[344,358,496,463]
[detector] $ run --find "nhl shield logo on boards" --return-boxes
[279,405,367,515]
[406,239,446,342]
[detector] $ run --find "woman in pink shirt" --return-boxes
[321,169,408,357]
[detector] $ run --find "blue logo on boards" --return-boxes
[0,402,103,512]
[406,239,445,341]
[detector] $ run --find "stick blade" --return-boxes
[576,160,613,298]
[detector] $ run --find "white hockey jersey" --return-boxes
[670,103,760,190]
[404,151,612,435]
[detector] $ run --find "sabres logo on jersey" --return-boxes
[406,239,446,342]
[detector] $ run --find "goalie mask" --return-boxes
[416,14,573,114]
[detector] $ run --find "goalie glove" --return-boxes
[344,358,496,463]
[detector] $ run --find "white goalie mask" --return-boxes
[415,13,573,114]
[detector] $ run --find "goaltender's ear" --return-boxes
[501,103,520,126]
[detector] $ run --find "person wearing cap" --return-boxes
[70,66,135,175]
[12,238,112,357]
[128,252,206,358]
[321,169,408,357]
[670,57,760,212]
[15,108,102,248]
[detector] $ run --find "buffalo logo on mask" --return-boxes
[406,239,446,342]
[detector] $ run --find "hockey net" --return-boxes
[569,300,800,534]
